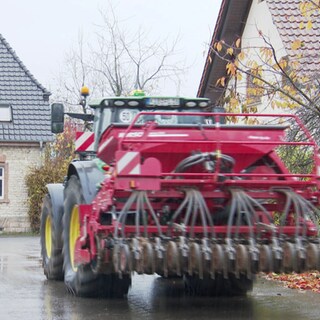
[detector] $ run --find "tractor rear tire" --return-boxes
[62,175,102,297]
[62,175,131,298]
[40,194,64,280]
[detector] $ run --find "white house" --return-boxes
[198,0,320,115]
[0,34,52,232]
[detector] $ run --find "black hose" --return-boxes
[197,191,216,238]
[190,193,199,238]
[279,190,292,238]
[227,190,238,239]
[169,191,191,223]
[173,152,235,174]
[276,189,320,238]
[183,191,194,237]
[299,196,319,230]
[291,193,305,237]
[143,192,163,237]
[240,191,274,238]
[175,155,205,173]
[237,192,255,240]
[114,191,139,239]
[196,190,209,238]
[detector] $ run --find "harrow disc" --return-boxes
[112,243,120,273]
[306,243,319,270]
[113,243,131,274]
[142,241,154,274]
[211,244,224,275]
[119,244,131,273]
[235,244,249,274]
[131,238,143,274]
[188,242,202,277]
[166,241,180,276]
[296,247,307,273]
[283,242,296,273]
[259,244,273,273]
[154,238,165,276]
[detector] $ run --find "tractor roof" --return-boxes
[89,96,210,109]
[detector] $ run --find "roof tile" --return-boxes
[266,0,320,74]
[0,34,53,142]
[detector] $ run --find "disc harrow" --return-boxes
[93,186,320,282]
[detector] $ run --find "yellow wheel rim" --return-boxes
[45,215,52,258]
[69,206,80,272]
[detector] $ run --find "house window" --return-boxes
[246,72,263,106]
[0,156,9,203]
[0,104,13,122]
[280,56,298,90]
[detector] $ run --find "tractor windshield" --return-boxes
[115,108,204,125]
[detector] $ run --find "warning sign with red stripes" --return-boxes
[116,151,141,175]
[75,132,95,152]
[114,151,161,190]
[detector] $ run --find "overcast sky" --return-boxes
[0,0,221,97]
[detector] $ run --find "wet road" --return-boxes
[0,236,319,320]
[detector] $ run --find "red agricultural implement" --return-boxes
[40,95,320,297]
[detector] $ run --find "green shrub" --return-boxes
[26,121,76,233]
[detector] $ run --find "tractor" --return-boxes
[40,91,320,297]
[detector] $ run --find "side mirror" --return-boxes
[51,103,65,133]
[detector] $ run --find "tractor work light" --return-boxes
[114,100,125,106]
[199,101,209,108]
[185,101,197,108]
[128,100,140,107]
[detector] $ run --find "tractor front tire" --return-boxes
[40,194,64,280]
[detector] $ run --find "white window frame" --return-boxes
[0,157,9,203]
[0,166,4,200]
[0,104,13,122]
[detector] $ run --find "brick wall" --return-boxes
[0,145,42,233]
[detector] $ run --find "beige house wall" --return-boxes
[0,144,42,232]
[240,0,287,114]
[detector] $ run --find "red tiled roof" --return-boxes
[266,0,320,74]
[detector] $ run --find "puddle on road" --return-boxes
[37,275,320,320]
[0,256,8,273]
[1,237,319,320]
[39,275,256,320]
